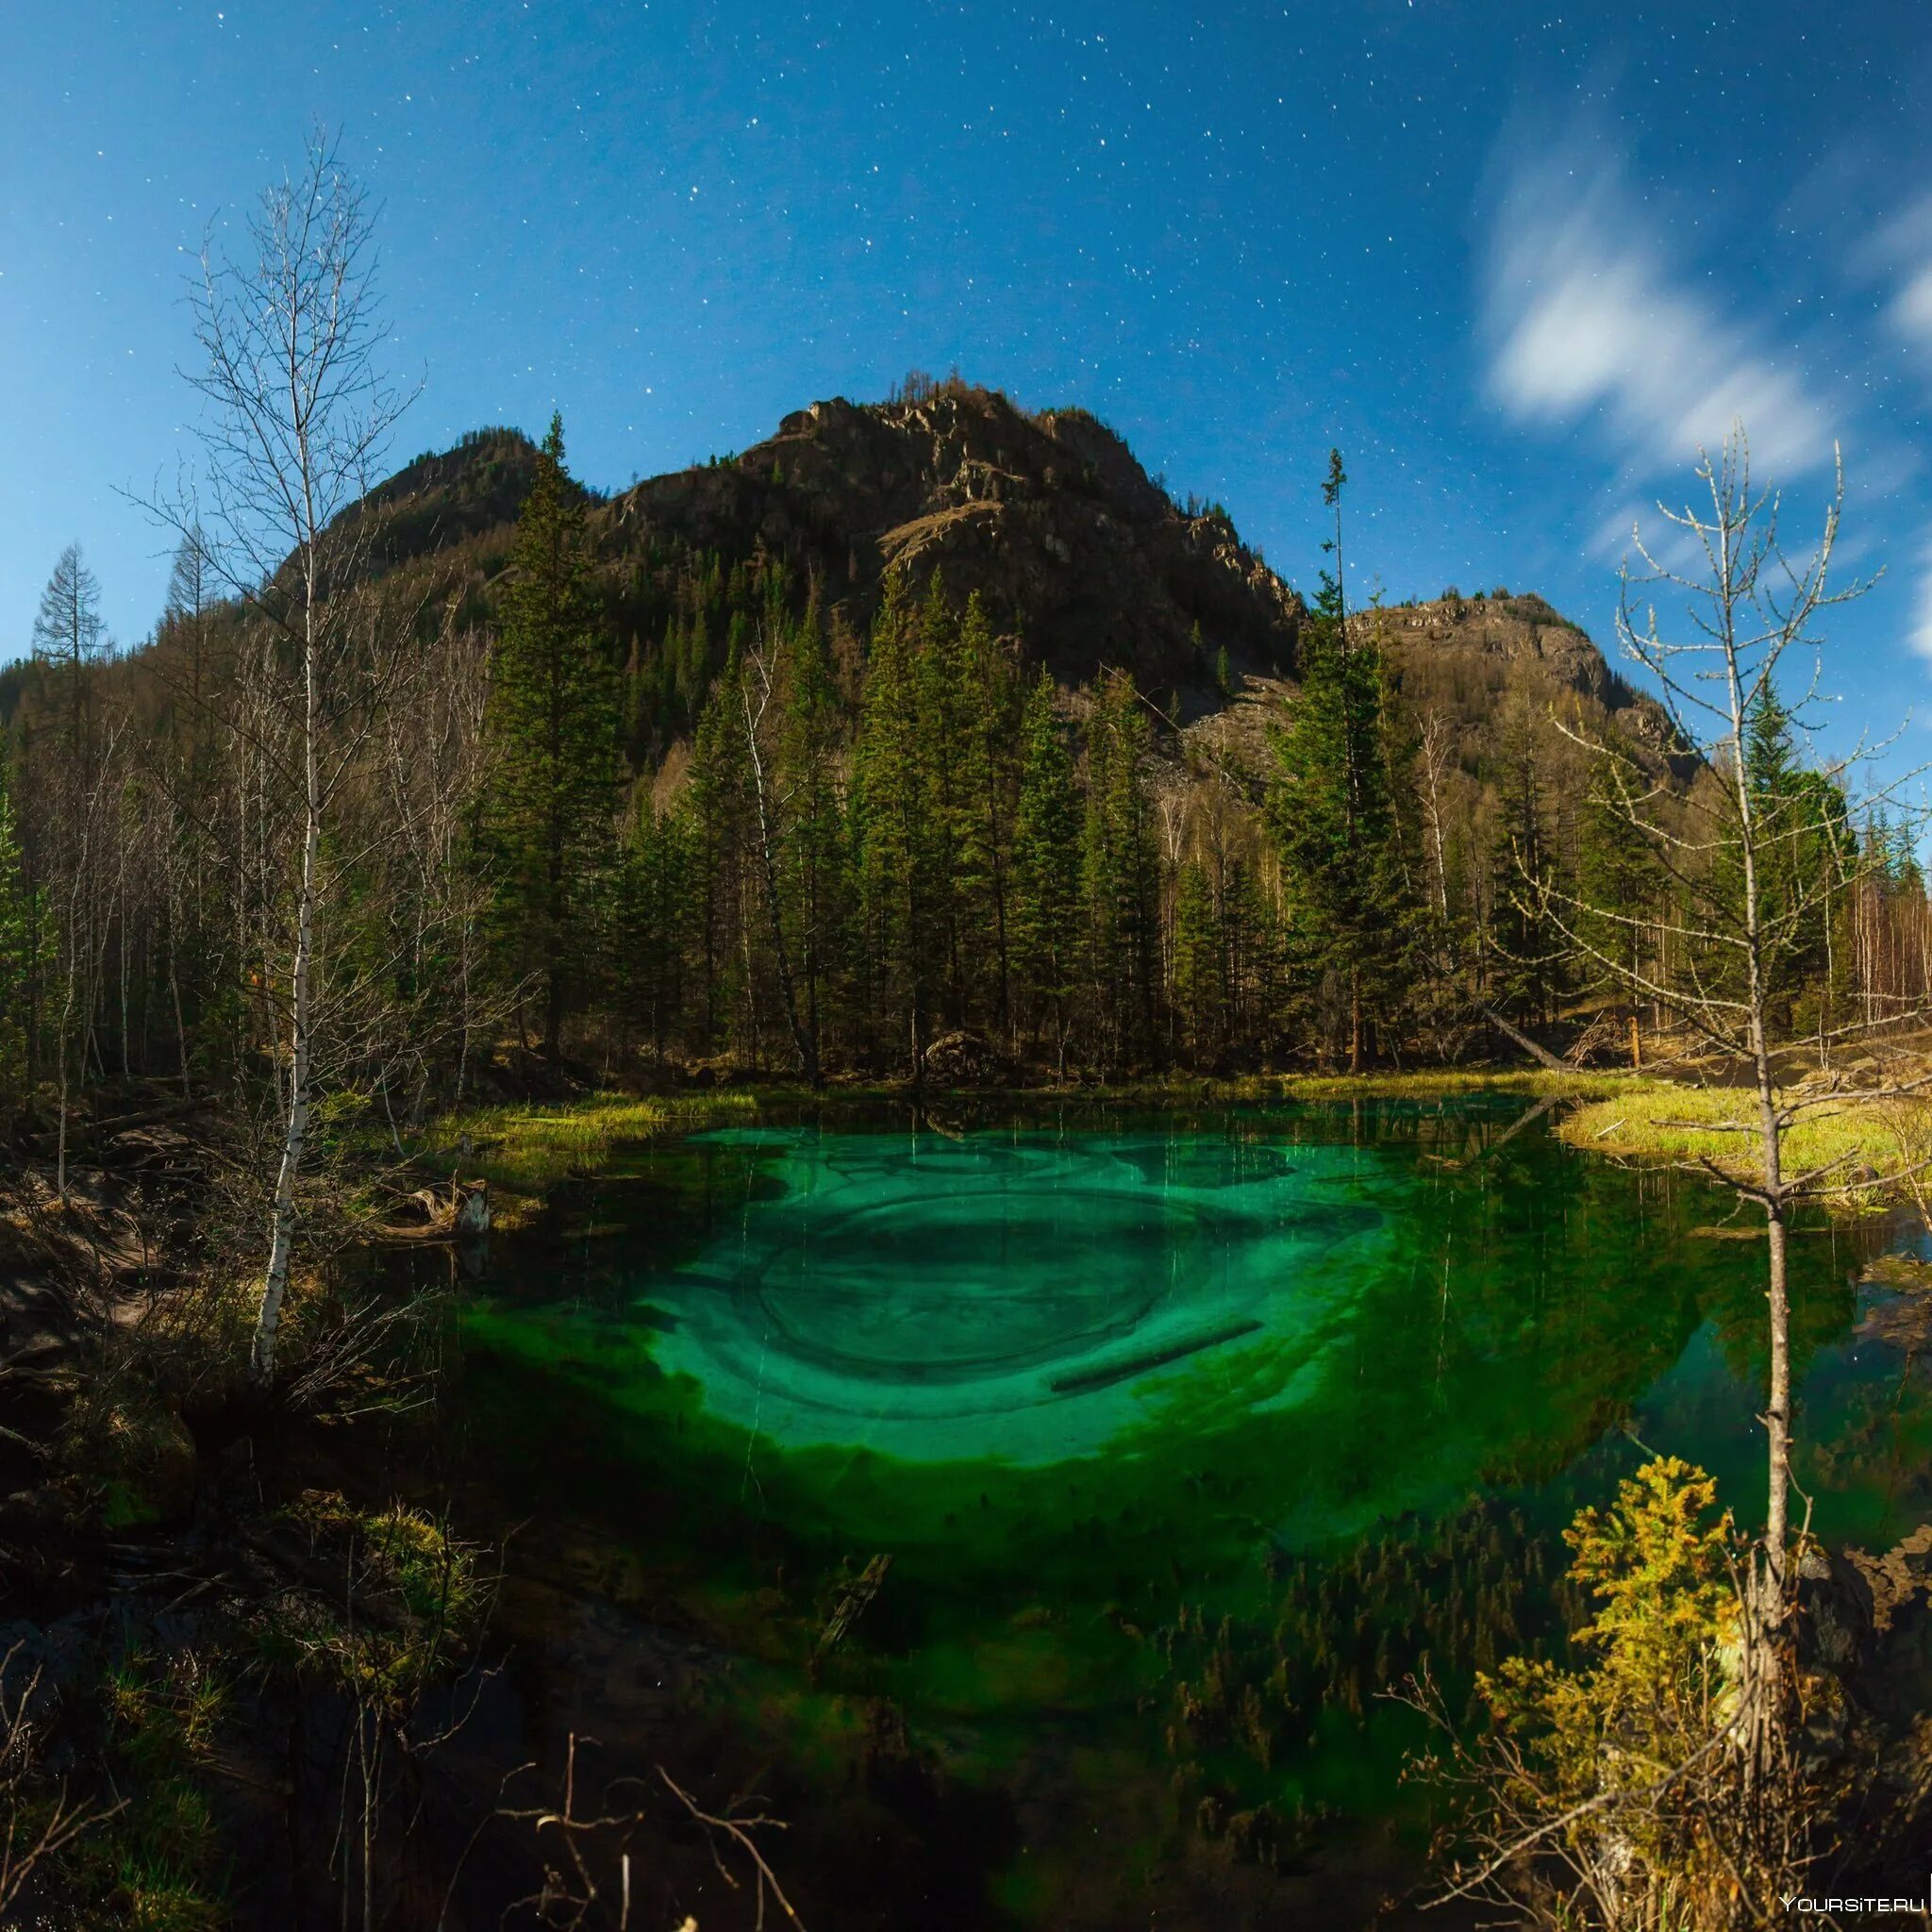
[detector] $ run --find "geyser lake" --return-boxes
[388,1095,1929,1927]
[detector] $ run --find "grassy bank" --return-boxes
[1559,1077,1932,1209]
[397,1091,760,1225]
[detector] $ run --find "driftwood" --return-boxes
[371,1180,490,1244]
[1477,1002,1568,1073]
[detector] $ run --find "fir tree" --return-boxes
[1082,671,1159,1066]
[1265,454,1412,1068]
[1010,667,1083,1074]
[480,414,621,1054]
[852,574,939,1074]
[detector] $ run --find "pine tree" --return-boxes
[851,574,938,1075]
[1266,452,1414,1068]
[1010,667,1083,1074]
[1082,671,1159,1066]
[481,414,621,1054]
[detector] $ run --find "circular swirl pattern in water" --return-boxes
[632,1129,1393,1462]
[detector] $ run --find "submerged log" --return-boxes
[813,1554,892,1664]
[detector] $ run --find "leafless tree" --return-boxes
[158,125,417,1386]
[31,542,110,756]
[738,634,822,1088]
[1535,427,1927,1749]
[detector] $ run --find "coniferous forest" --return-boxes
[6,391,1929,1124]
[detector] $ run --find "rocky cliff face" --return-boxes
[608,385,1305,694]
[1361,592,1682,767]
[340,389,1673,781]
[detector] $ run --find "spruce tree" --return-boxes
[481,414,621,1055]
[773,602,848,1068]
[851,574,938,1074]
[1082,671,1159,1066]
[1487,708,1562,1024]
[687,650,749,1058]
[612,798,693,1065]
[1265,451,1412,1069]
[956,592,1018,1032]
[1009,667,1083,1075]
[1169,860,1221,1056]
[1574,737,1664,1053]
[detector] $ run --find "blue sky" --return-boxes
[6,1,1932,768]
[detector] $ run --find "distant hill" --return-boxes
[188,382,1673,792]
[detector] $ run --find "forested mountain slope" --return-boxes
[321,379,1657,780]
[1,375,1752,1096]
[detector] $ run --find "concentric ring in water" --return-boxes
[631,1128,1393,1462]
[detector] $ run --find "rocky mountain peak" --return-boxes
[610,381,1304,691]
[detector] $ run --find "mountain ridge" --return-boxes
[336,382,1672,782]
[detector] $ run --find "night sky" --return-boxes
[6,2,1931,766]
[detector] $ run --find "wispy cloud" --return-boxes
[1908,535,1932,665]
[1481,138,1832,482]
[1863,193,1932,353]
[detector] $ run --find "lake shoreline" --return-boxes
[7,1080,1930,1925]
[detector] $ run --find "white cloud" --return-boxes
[1891,266,1932,346]
[1864,195,1932,353]
[1483,143,1832,479]
[1909,536,1932,665]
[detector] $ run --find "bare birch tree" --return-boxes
[1537,428,1925,1725]
[738,631,823,1088]
[163,128,414,1386]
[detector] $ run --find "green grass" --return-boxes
[70,1653,230,1931]
[1272,1068,1630,1102]
[397,1091,758,1221]
[258,1491,486,1707]
[1560,1078,1932,1208]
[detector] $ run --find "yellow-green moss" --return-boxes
[399,1091,757,1224]
[1560,1078,1932,1208]
[257,1491,484,1707]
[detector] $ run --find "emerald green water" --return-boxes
[436,1098,1931,1925]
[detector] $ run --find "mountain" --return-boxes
[605,381,1305,698]
[276,382,1675,795]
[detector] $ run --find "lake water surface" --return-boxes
[421,1096,1930,1927]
